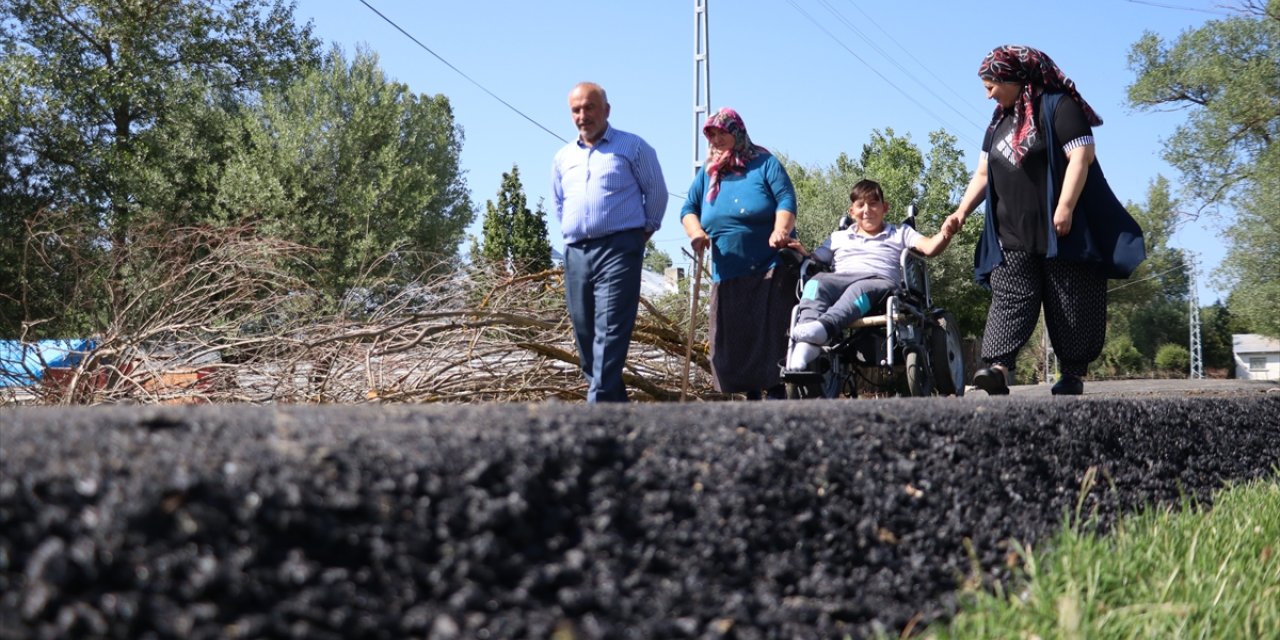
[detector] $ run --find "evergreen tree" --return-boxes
[480,166,551,273]
[225,46,474,301]
[512,196,553,272]
[480,174,515,267]
[1200,300,1236,373]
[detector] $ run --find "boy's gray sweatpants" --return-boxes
[794,272,896,341]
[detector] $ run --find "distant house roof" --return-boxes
[1232,334,1280,354]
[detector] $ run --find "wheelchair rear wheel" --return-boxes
[905,348,933,397]
[928,311,965,396]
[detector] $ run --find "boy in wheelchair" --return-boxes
[783,179,960,375]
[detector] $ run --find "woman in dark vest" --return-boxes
[944,45,1146,395]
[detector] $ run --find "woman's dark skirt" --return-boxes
[707,266,799,393]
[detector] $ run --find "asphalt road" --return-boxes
[2,385,1278,639]
[1000,377,1279,398]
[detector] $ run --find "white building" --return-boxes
[640,267,683,298]
[1232,334,1280,381]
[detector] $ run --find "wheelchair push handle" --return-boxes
[904,203,918,229]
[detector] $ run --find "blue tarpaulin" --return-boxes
[0,339,96,388]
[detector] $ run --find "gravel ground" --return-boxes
[2,394,1278,639]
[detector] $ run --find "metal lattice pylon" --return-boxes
[1189,258,1204,379]
[692,0,710,176]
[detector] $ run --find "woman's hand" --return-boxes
[688,230,711,254]
[770,211,797,248]
[681,214,711,254]
[782,238,809,256]
[1055,143,1093,236]
[1053,205,1074,236]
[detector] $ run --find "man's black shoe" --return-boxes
[1051,374,1084,396]
[973,366,1010,395]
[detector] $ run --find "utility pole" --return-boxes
[683,0,712,401]
[692,0,711,176]
[1189,257,1204,379]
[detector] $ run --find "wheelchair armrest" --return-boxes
[777,247,805,269]
[799,246,834,280]
[801,258,832,281]
[812,245,835,266]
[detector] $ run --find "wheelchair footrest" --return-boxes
[780,369,825,384]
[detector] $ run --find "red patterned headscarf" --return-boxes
[978,45,1103,165]
[703,108,766,204]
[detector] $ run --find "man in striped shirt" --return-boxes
[552,82,668,402]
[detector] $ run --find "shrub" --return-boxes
[1094,335,1144,377]
[1155,343,1191,374]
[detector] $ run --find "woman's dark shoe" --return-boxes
[973,366,1010,395]
[1051,374,1084,396]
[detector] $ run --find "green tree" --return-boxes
[0,0,319,243]
[223,46,474,299]
[512,197,553,273]
[0,0,320,335]
[1106,177,1192,368]
[784,151,859,249]
[1200,300,1236,372]
[1129,300,1189,363]
[1127,3,1280,337]
[478,165,551,273]
[1220,156,1280,337]
[479,177,515,266]
[644,240,673,273]
[858,128,926,211]
[1113,176,1190,307]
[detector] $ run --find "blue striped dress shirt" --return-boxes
[551,125,668,244]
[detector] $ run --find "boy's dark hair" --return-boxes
[849,179,885,204]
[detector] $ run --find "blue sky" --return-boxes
[292,0,1233,303]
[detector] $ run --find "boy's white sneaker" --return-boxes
[787,342,822,371]
[791,321,828,345]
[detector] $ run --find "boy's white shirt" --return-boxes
[828,222,923,281]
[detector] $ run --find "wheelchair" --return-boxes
[779,206,965,399]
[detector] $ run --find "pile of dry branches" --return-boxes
[3,221,719,405]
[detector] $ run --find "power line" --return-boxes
[1106,263,1186,293]
[355,0,567,144]
[1124,0,1234,16]
[356,0,688,201]
[815,0,987,132]
[784,0,983,148]
[840,0,978,109]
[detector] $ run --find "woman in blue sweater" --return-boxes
[681,108,798,399]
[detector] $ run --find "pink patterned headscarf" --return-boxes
[703,108,766,204]
[978,45,1103,166]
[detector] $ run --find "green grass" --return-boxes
[923,479,1280,640]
